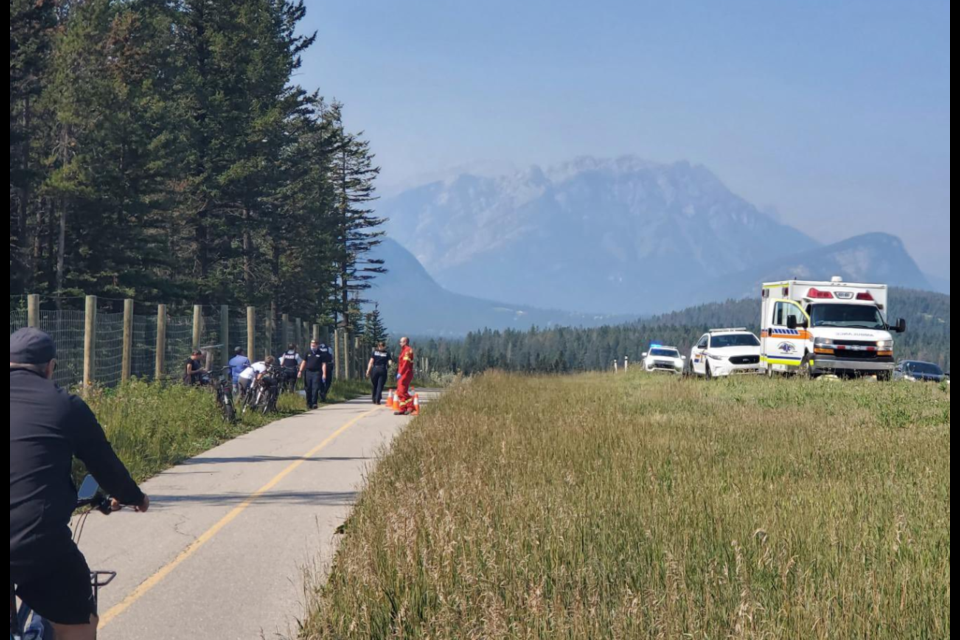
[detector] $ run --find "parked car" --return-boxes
[893,360,946,383]
[642,345,685,375]
[690,328,764,378]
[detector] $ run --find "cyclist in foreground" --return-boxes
[10,328,150,640]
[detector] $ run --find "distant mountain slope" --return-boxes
[693,233,932,303]
[367,239,632,336]
[380,156,819,314]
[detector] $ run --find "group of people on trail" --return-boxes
[224,339,335,410]
[221,335,416,415]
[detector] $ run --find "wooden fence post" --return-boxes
[220,305,230,366]
[27,294,40,328]
[312,323,320,343]
[121,299,134,382]
[294,317,302,354]
[265,313,273,361]
[624,356,629,372]
[246,307,256,363]
[83,295,97,392]
[156,304,167,380]
[333,329,340,378]
[192,304,202,351]
[343,330,351,380]
[281,313,290,347]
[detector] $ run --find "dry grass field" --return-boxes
[301,372,950,639]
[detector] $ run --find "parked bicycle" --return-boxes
[10,476,118,640]
[241,365,281,416]
[213,366,237,422]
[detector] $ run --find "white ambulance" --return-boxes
[760,277,906,380]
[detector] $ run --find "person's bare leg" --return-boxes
[51,614,98,640]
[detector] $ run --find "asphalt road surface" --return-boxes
[74,394,431,639]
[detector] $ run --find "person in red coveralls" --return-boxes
[394,337,415,416]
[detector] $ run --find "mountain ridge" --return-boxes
[381,155,820,314]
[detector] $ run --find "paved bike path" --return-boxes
[75,397,425,639]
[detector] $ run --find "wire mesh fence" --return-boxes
[131,314,158,380]
[94,312,125,389]
[10,309,27,335]
[39,310,85,389]
[10,301,355,389]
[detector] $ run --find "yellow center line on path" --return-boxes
[99,405,382,629]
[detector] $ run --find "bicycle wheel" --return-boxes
[223,395,237,422]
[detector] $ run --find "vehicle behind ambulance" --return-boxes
[760,277,906,380]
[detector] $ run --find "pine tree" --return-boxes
[327,103,385,339]
[364,304,389,347]
[10,0,57,293]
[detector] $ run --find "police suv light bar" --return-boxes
[708,328,748,334]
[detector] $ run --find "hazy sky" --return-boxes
[297,0,951,278]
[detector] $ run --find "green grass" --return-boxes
[76,377,370,484]
[301,372,950,639]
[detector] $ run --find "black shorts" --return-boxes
[12,542,96,625]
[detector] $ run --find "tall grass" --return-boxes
[301,373,950,639]
[77,378,370,484]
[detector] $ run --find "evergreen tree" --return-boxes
[363,304,389,348]
[10,0,57,293]
[327,103,385,340]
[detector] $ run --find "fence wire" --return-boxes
[164,316,194,380]
[10,309,27,335]
[94,312,124,388]
[39,310,85,389]
[132,314,158,380]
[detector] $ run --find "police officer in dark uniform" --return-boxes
[298,339,329,410]
[317,340,334,401]
[278,343,301,393]
[366,341,393,405]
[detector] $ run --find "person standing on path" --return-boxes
[366,341,393,405]
[316,339,334,401]
[394,337,415,416]
[298,339,329,410]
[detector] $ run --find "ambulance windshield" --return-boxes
[809,304,886,330]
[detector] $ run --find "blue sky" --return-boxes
[297,0,951,277]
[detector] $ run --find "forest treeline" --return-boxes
[10,0,383,332]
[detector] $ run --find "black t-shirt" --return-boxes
[184,358,202,384]
[303,347,328,372]
[371,350,392,369]
[10,369,145,569]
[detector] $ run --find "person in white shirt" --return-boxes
[238,356,275,397]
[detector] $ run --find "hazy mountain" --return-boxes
[693,233,932,303]
[380,156,819,314]
[367,239,632,336]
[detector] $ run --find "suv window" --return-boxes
[697,335,709,349]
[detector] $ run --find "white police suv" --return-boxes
[690,328,763,378]
[642,345,685,375]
